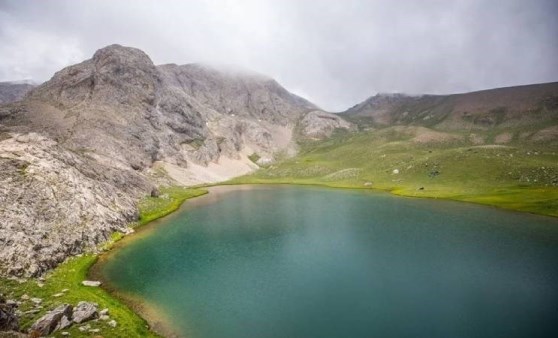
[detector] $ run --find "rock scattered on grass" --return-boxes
[73,301,98,323]
[29,304,72,336]
[78,324,91,332]
[27,301,102,335]
[81,280,102,287]
[56,313,73,331]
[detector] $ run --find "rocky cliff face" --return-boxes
[0,44,352,277]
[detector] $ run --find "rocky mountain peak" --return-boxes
[0,44,354,277]
[158,62,316,125]
[27,44,159,108]
[91,44,153,67]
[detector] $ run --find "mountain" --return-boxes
[239,83,558,218]
[344,82,558,134]
[0,44,352,277]
[0,81,36,104]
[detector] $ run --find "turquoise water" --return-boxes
[101,186,558,338]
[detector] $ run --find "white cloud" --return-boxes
[1,0,557,110]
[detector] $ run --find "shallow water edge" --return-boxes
[90,184,558,338]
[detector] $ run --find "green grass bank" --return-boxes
[230,127,558,217]
[0,187,207,338]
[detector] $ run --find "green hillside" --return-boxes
[231,126,558,217]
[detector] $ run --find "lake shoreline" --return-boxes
[219,180,558,218]
[89,185,288,338]
[89,183,557,338]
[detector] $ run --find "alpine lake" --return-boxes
[98,185,558,338]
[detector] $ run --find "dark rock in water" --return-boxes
[72,301,98,324]
[29,304,72,336]
[0,295,19,332]
[151,187,161,197]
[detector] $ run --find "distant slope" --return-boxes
[0,81,35,104]
[234,126,558,217]
[235,83,558,217]
[343,82,558,131]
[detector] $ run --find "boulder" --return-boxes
[29,304,72,336]
[56,314,72,331]
[0,295,19,332]
[81,280,101,287]
[150,187,161,197]
[72,302,98,324]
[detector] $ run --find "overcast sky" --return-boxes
[0,0,557,111]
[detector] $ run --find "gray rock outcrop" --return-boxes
[299,110,354,139]
[0,295,19,332]
[72,301,98,324]
[29,304,72,336]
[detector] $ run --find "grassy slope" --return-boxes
[0,186,207,338]
[231,127,558,217]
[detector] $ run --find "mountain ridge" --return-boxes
[0,44,352,277]
[343,81,558,132]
